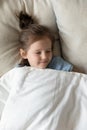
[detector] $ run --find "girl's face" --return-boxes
[20,37,53,69]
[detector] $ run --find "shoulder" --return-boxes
[48,56,73,71]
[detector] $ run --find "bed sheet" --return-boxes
[0,67,87,130]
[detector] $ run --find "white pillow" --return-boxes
[51,0,87,73]
[0,0,60,76]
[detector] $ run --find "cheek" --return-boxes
[27,54,39,61]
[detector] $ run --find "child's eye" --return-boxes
[46,50,52,53]
[35,52,41,54]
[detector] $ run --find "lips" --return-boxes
[40,61,48,64]
[38,61,49,68]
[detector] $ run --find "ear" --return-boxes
[20,49,27,59]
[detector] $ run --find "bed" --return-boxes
[0,0,87,130]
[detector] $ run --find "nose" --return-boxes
[41,52,47,59]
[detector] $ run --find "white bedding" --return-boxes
[0,67,87,130]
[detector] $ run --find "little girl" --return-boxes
[0,11,74,130]
[18,11,73,71]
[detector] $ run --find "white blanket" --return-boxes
[0,67,87,130]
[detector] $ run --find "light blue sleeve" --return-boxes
[47,56,73,71]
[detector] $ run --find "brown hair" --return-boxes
[18,11,55,66]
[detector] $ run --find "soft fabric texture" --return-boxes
[0,67,87,130]
[47,56,73,71]
[0,0,60,76]
[51,0,87,73]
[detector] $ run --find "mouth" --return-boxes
[38,61,49,69]
[40,61,48,64]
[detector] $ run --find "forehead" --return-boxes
[29,37,52,50]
